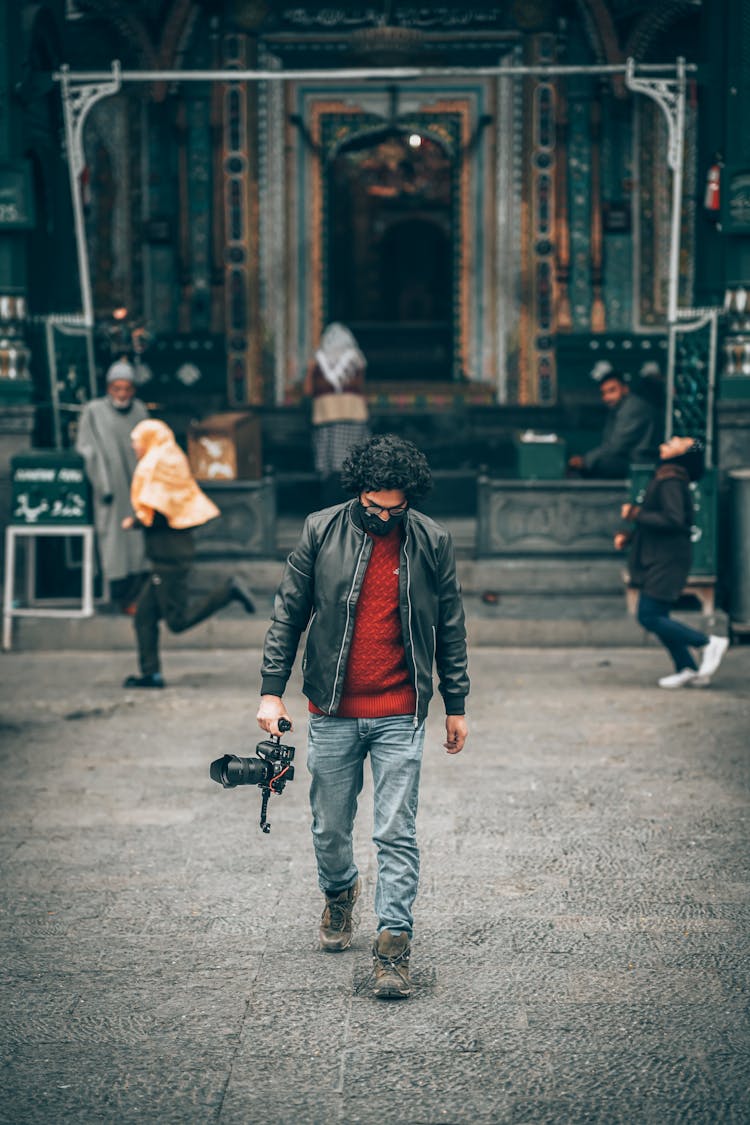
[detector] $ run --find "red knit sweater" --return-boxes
[309,529,416,718]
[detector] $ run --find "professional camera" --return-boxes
[210,718,295,834]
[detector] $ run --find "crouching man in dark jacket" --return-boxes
[257,434,469,999]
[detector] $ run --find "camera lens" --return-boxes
[210,754,270,788]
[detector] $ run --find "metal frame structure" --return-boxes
[668,306,721,466]
[2,524,95,651]
[53,56,700,431]
[41,314,97,449]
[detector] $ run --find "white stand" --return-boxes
[3,524,95,651]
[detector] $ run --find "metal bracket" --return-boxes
[624,56,685,173]
[59,61,122,178]
[58,62,122,327]
[626,57,687,328]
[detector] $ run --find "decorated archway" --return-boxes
[328,128,454,381]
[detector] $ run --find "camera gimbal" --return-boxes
[210,718,295,833]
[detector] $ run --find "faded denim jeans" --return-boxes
[306,714,425,937]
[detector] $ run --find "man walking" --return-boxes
[257,434,469,999]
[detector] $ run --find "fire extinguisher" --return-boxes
[704,157,722,213]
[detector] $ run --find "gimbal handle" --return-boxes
[259,717,292,833]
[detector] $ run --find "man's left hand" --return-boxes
[444,715,468,755]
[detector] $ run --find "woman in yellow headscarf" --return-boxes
[121,419,256,688]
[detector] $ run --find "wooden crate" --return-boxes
[187,412,262,481]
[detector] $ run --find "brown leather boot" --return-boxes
[319,880,360,952]
[372,930,411,998]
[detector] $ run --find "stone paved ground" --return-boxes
[0,646,748,1124]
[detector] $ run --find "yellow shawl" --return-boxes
[130,419,220,529]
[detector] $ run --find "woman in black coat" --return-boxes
[615,436,729,688]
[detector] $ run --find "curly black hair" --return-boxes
[340,433,433,502]
[669,437,705,482]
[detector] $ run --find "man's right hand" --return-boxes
[256,695,293,736]
[568,455,584,470]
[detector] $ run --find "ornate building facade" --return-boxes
[1,0,748,479]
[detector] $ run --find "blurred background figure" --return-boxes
[75,359,149,612]
[304,322,369,507]
[568,364,663,479]
[121,419,255,689]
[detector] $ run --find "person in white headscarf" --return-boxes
[75,359,149,611]
[303,323,370,507]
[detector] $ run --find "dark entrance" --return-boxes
[328,129,454,382]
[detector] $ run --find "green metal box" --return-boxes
[11,450,92,525]
[514,435,567,480]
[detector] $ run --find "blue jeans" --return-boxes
[637,593,709,671]
[306,714,425,937]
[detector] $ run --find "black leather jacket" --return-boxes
[261,501,469,724]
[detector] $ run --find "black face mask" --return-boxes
[357,502,407,537]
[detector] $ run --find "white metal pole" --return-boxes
[60,67,94,327]
[706,310,719,467]
[665,59,687,438]
[59,64,122,329]
[667,57,686,327]
[625,57,688,439]
[52,62,696,84]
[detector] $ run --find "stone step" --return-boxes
[197,516,626,596]
[6,516,726,653]
[4,596,724,653]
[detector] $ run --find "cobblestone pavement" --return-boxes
[0,646,748,1124]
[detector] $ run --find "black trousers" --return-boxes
[134,561,232,675]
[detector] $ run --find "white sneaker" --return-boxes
[697,635,729,679]
[658,668,699,689]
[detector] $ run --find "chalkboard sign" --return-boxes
[11,451,92,525]
[0,161,35,230]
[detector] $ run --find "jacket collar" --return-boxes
[654,462,690,483]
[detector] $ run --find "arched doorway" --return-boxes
[327,129,454,382]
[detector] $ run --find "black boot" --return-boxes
[229,578,256,614]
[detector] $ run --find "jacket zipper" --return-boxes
[302,611,317,675]
[403,531,420,726]
[328,533,370,713]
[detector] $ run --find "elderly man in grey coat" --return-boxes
[76,359,149,611]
